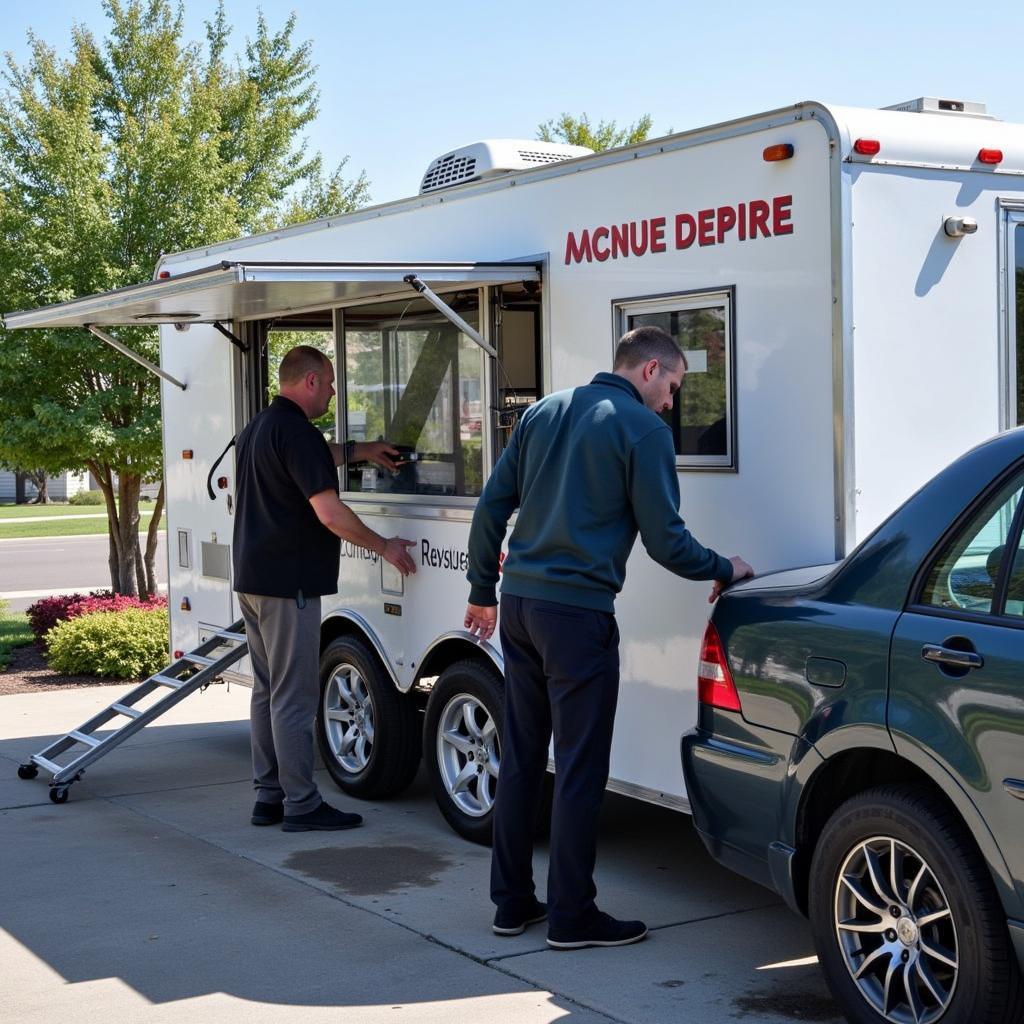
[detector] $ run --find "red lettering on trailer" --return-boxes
[749,200,771,238]
[773,194,793,235]
[697,209,715,246]
[562,195,794,264]
[611,223,630,258]
[716,206,737,243]
[565,230,593,263]
[675,213,696,249]
[650,216,666,253]
[629,220,649,256]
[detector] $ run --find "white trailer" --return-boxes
[8,99,1024,836]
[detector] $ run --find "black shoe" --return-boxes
[492,898,548,936]
[546,911,648,950]
[251,801,284,826]
[282,801,363,832]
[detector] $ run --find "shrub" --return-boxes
[69,490,106,506]
[27,593,88,638]
[66,594,167,619]
[46,608,170,679]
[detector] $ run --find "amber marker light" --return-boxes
[978,148,1003,165]
[180,598,191,612]
[763,143,794,162]
[182,449,193,459]
[853,139,881,156]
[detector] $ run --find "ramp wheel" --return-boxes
[17,763,39,780]
[49,786,69,804]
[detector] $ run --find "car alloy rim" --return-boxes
[436,693,500,818]
[834,836,958,1024]
[322,663,375,774]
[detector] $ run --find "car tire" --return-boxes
[808,784,1024,1024]
[316,636,421,799]
[424,659,504,845]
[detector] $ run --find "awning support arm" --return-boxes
[85,325,186,391]
[403,275,498,358]
[212,321,248,353]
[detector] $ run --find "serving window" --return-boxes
[341,291,486,497]
[614,289,736,470]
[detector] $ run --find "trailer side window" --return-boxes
[342,293,485,497]
[614,290,736,470]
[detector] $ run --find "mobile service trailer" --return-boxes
[7,99,1024,836]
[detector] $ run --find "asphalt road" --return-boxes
[0,532,167,612]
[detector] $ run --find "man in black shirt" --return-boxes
[234,345,416,832]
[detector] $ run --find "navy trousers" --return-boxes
[490,594,620,931]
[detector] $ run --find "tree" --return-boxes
[537,112,655,152]
[0,0,368,595]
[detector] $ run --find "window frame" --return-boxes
[612,286,737,472]
[998,202,1024,430]
[336,287,492,505]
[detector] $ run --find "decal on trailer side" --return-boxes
[564,194,794,264]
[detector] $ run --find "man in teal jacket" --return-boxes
[464,325,753,950]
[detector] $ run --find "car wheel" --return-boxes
[424,660,504,845]
[316,636,420,799]
[809,784,1024,1024]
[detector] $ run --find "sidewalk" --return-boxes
[0,684,840,1024]
[1,511,157,524]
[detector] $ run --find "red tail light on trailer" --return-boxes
[697,622,742,712]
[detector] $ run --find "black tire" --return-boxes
[808,784,1024,1024]
[49,787,69,804]
[316,636,420,799]
[17,763,38,780]
[423,659,505,845]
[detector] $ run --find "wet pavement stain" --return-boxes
[732,990,841,1021]
[283,845,452,895]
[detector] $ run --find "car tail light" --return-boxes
[698,622,742,712]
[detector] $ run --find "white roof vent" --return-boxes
[882,97,995,119]
[419,139,594,194]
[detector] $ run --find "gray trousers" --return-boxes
[238,592,323,816]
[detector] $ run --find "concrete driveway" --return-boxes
[0,684,843,1024]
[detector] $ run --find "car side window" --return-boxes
[1004,528,1024,619]
[919,474,1023,615]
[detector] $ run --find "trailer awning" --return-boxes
[2,260,542,330]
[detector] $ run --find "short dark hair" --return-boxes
[279,345,330,385]
[613,325,687,372]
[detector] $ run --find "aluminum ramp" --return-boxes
[16,621,248,802]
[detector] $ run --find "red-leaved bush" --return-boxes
[66,594,167,619]
[26,591,166,639]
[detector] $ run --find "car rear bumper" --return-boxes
[682,727,803,909]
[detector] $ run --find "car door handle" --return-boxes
[921,644,984,669]
[1004,779,1024,801]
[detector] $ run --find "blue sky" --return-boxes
[4,0,1024,204]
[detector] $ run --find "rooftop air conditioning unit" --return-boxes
[419,139,594,195]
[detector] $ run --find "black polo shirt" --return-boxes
[232,395,341,598]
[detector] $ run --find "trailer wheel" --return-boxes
[316,636,420,799]
[17,763,38,780]
[424,659,505,845]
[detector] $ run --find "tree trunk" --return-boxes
[14,472,26,504]
[143,480,165,598]
[114,472,142,596]
[88,460,143,595]
[28,469,51,504]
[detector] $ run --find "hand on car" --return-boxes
[382,537,417,576]
[464,603,497,642]
[357,441,402,472]
[709,556,754,603]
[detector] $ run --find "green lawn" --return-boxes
[0,515,165,539]
[0,610,34,669]
[0,503,115,519]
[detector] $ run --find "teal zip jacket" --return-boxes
[467,372,734,612]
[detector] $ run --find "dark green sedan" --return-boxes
[682,427,1024,1024]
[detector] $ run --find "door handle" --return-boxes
[921,644,984,670]
[1004,779,1024,801]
